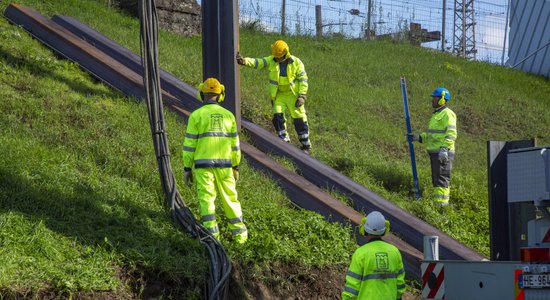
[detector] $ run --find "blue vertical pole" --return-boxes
[401,77,421,200]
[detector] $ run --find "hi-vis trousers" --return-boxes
[429,153,454,206]
[195,168,247,243]
[271,90,311,149]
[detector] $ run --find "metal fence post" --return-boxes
[281,0,286,35]
[442,0,446,51]
[315,5,322,38]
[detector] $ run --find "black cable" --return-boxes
[138,1,232,299]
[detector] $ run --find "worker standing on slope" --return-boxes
[342,211,406,300]
[183,78,248,244]
[409,88,457,207]
[236,40,311,153]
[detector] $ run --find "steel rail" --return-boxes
[48,14,484,262]
[46,13,484,262]
[4,3,484,281]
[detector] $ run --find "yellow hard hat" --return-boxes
[198,78,225,102]
[271,40,290,59]
[200,78,223,94]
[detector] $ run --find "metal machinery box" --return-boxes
[507,147,550,204]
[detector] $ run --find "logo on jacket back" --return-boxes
[375,252,389,271]
[210,114,223,131]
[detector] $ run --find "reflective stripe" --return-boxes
[346,270,363,280]
[269,80,278,85]
[261,57,267,66]
[447,125,457,130]
[445,135,456,140]
[298,133,309,139]
[347,270,404,281]
[183,146,196,152]
[277,130,287,135]
[232,146,240,151]
[297,79,307,83]
[254,58,258,68]
[207,226,219,234]
[297,71,306,77]
[232,227,247,235]
[397,284,406,289]
[290,81,295,86]
[228,217,243,224]
[197,132,238,138]
[427,129,446,134]
[194,159,233,168]
[185,132,199,139]
[364,273,398,280]
[434,194,449,199]
[201,214,216,222]
[344,286,359,296]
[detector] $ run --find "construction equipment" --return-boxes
[421,142,550,300]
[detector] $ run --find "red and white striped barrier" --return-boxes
[422,262,445,299]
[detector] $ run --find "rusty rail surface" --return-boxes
[4,3,486,280]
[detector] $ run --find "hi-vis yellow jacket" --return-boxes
[420,106,457,153]
[183,101,241,169]
[342,238,406,300]
[242,55,308,99]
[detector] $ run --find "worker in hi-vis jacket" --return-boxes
[342,211,406,300]
[236,40,311,153]
[409,87,457,207]
[183,78,247,244]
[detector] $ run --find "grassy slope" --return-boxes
[1,0,550,297]
[0,0,356,298]
[237,30,550,254]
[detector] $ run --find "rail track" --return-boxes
[4,3,486,281]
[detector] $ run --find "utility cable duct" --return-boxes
[137,1,231,299]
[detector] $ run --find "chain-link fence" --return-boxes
[236,0,510,64]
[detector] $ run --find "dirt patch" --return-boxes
[229,262,420,300]
[0,264,420,299]
[229,262,348,300]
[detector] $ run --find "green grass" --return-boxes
[237,31,550,255]
[0,1,356,297]
[2,0,550,297]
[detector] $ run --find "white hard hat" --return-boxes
[364,211,386,235]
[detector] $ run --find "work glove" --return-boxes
[184,168,193,187]
[407,133,420,142]
[232,166,240,181]
[295,94,306,107]
[438,147,449,164]
[236,52,245,65]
